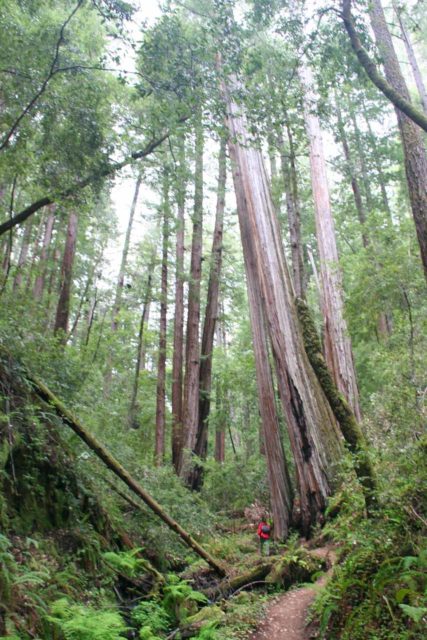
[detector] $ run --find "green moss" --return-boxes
[295,298,377,509]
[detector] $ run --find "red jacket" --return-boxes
[257,521,271,539]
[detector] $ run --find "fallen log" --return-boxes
[7,355,226,577]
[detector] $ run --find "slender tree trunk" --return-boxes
[189,137,227,490]
[154,173,170,466]
[335,99,369,249]
[278,125,305,297]
[214,377,226,463]
[13,219,33,290]
[179,119,204,479]
[221,69,342,535]
[54,211,78,341]
[85,287,98,347]
[33,205,55,300]
[236,156,293,539]
[393,1,427,115]
[299,62,362,421]
[128,273,152,428]
[172,141,187,472]
[103,174,142,394]
[369,0,427,280]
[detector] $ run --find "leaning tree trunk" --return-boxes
[221,69,342,535]
[299,62,362,422]
[179,119,204,480]
[393,1,427,115]
[154,173,170,466]
[54,211,78,342]
[172,140,187,472]
[368,0,427,281]
[235,157,294,539]
[189,136,227,490]
[13,356,225,577]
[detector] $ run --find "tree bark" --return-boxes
[33,205,56,300]
[299,62,362,422]
[392,1,427,115]
[54,210,78,341]
[179,119,204,479]
[172,140,187,472]
[154,173,170,466]
[235,153,293,539]
[295,298,377,512]
[220,69,342,535]
[368,0,427,281]
[189,136,227,490]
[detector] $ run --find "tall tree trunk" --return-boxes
[172,141,187,472]
[154,173,170,466]
[221,70,342,535]
[392,1,427,115]
[189,136,226,489]
[236,154,293,539]
[335,99,369,249]
[128,272,153,429]
[54,211,78,341]
[104,174,142,394]
[369,0,427,280]
[13,219,33,290]
[278,125,305,297]
[179,120,204,479]
[299,62,362,421]
[33,205,55,300]
[214,377,226,464]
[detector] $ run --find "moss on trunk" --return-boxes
[295,298,377,511]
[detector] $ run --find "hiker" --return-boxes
[257,519,271,556]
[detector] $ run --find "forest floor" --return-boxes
[247,546,336,640]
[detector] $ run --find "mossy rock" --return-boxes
[183,605,225,634]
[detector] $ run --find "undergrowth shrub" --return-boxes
[312,439,427,640]
[200,456,269,514]
[47,598,127,640]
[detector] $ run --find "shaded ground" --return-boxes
[247,546,336,640]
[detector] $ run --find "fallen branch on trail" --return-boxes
[19,365,225,577]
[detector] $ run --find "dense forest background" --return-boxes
[0,1,426,639]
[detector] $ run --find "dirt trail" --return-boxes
[247,547,336,640]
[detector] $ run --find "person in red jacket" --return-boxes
[257,519,271,556]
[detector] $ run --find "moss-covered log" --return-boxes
[10,360,226,577]
[295,298,377,511]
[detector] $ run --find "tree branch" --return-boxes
[0,0,84,151]
[341,0,427,133]
[0,117,190,236]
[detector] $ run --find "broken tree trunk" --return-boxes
[20,363,226,577]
